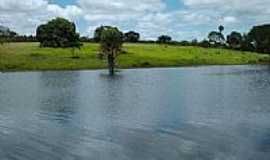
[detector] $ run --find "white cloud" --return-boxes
[0,0,270,40]
[79,0,166,24]
[183,0,270,24]
[47,5,82,19]
[223,16,237,24]
[0,0,48,11]
[0,0,82,35]
[79,0,165,14]
[79,0,169,39]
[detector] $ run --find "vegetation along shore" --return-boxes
[1,18,270,73]
[0,42,269,72]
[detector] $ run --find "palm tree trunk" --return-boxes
[108,54,114,75]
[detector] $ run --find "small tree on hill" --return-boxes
[100,26,123,75]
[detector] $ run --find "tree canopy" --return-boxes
[0,25,17,45]
[100,26,124,75]
[227,31,242,49]
[94,26,112,42]
[218,25,224,33]
[36,17,81,48]
[248,24,270,53]
[124,31,140,42]
[157,35,172,44]
[208,31,225,45]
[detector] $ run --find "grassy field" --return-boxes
[0,42,269,71]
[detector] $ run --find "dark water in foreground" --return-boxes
[0,65,270,160]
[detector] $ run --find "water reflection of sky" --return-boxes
[0,65,270,160]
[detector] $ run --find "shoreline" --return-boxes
[1,63,269,73]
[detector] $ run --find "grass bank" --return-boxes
[0,42,269,71]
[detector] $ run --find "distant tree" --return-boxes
[0,25,10,36]
[227,31,242,49]
[124,31,140,42]
[208,31,225,45]
[179,40,190,46]
[218,25,224,33]
[8,35,37,42]
[191,39,198,46]
[240,33,255,51]
[0,25,17,44]
[94,26,111,42]
[199,39,211,48]
[0,33,6,45]
[248,24,270,53]
[157,35,172,44]
[100,26,123,75]
[36,17,81,48]
[208,25,226,46]
[0,38,4,45]
[9,31,17,38]
[80,36,94,42]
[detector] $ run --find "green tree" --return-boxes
[157,35,172,44]
[124,31,140,42]
[191,39,198,46]
[240,34,254,51]
[0,38,4,45]
[208,31,225,45]
[94,26,111,42]
[0,25,17,45]
[248,24,270,53]
[36,17,81,48]
[100,26,123,75]
[227,31,242,49]
[208,25,225,46]
[199,39,211,48]
[218,25,224,33]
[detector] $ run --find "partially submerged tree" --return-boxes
[36,17,81,48]
[100,26,123,75]
[124,31,140,42]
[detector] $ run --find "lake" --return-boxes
[0,65,270,160]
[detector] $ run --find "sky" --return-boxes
[0,0,270,40]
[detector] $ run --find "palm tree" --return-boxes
[218,25,224,33]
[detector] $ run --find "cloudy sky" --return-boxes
[0,0,269,40]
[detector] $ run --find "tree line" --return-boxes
[1,19,270,54]
[1,17,270,74]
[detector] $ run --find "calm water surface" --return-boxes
[0,65,270,160]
